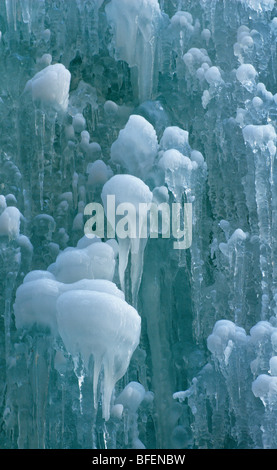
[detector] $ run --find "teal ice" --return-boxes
[1,0,277,449]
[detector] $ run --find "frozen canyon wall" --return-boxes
[1,0,277,449]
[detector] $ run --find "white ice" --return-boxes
[160,126,190,154]
[24,63,71,111]
[207,320,248,357]
[48,241,116,283]
[0,197,21,239]
[72,113,86,133]
[115,381,146,413]
[243,124,276,149]
[110,115,158,180]
[236,64,257,91]
[101,174,153,304]
[56,290,141,420]
[87,160,113,187]
[269,357,277,376]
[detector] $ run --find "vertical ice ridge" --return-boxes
[105,0,163,102]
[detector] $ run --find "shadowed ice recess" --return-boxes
[1,0,277,450]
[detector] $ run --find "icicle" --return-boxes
[73,355,85,415]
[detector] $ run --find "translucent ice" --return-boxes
[240,0,275,11]
[3,0,277,451]
[158,149,198,201]
[115,381,145,412]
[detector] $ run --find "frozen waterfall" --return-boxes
[1,0,277,452]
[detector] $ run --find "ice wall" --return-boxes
[1,0,277,450]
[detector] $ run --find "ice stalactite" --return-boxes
[158,126,207,340]
[242,124,277,319]
[218,228,249,325]
[105,0,164,103]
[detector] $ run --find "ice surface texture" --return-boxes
[1,0,277,451]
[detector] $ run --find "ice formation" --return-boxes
[2,0,277,452]
[0,197,21,239]
[101,174,153,305]
[56,290,141,421]
[47,240,116,283]
[24,63,71,112]
[110,115,158,179]
[105,0,163,102]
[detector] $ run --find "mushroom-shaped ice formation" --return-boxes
[24,63,71,111]
[48,241,116,283]
[242,124,276,150]
[160,126,190,155]
[236,63,257,92]
[56,290,141,421]
[14,277,125,335]
[110,115,158,180]
[218,228,248,258]
[0,204,21,239]
[207,319,248,359]
[14,278,61,333]
[87,160,113,187]
[252,374,277,405]
[23,270,56,283]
